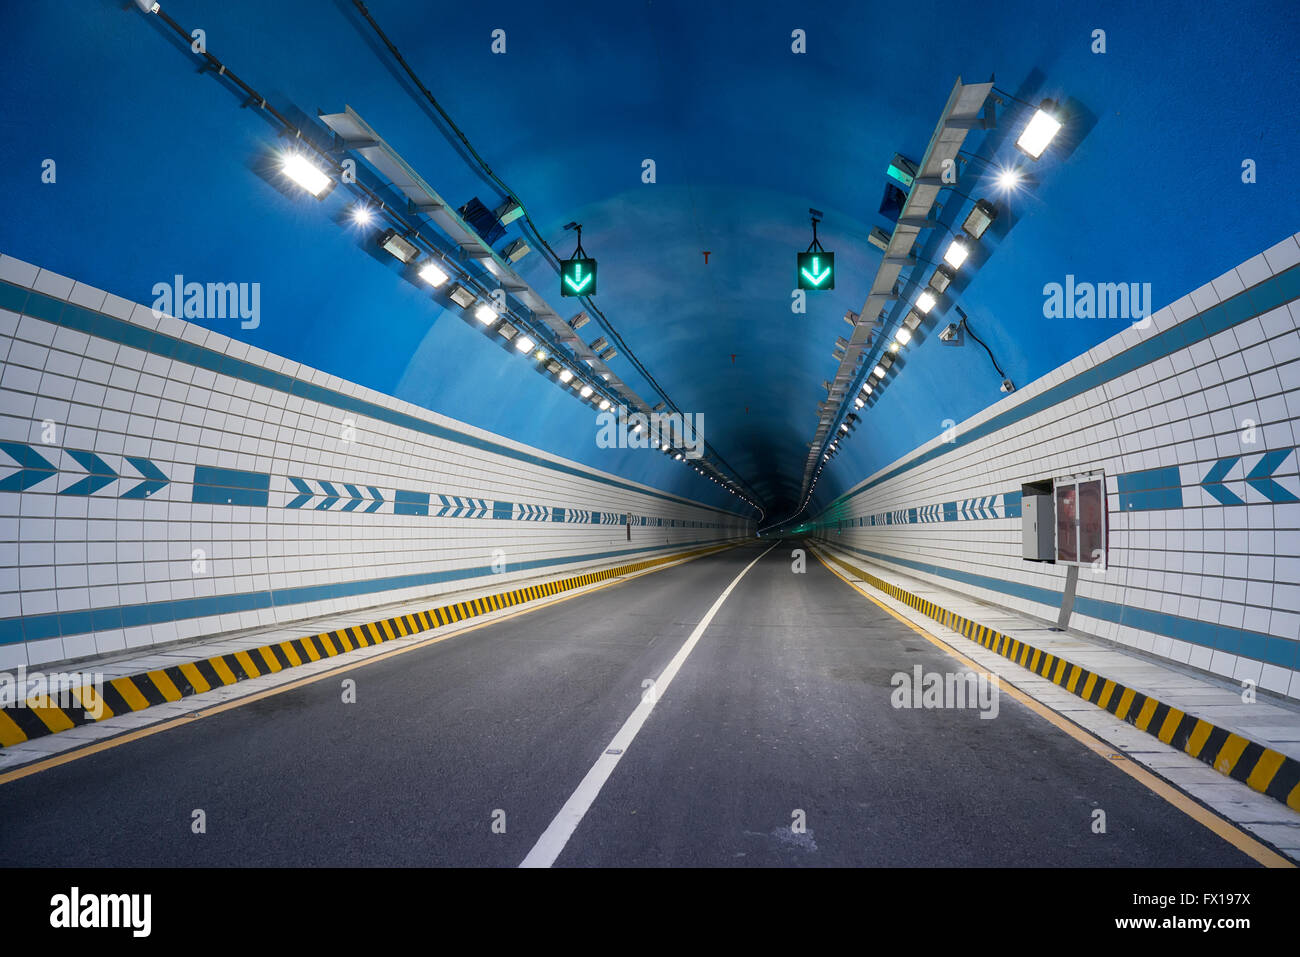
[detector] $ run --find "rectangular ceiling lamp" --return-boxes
[498,322,519,340]
[915,290,937,314]
[282,153,332,198]
[473,303,496,324]
[943,238,970,269]
[929,266,953,294]
[418,262,448,287]
[448,283,476,309]
[514,335,535,352]
[380,229,419,264]
[1016,102,1063,160]
[962,199,997,240]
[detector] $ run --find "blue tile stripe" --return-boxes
[393,489,429,517]
[0,536,733,646]
[0,279,749,520]
[191,465,269,507]
[1116,466,1184,511]
[826,264,1300,511]
[830,540,1299,671]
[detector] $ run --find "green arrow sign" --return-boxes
[797,251,834,290]
[561,257,597,297]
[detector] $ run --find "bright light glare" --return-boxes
[352,206,374,225]
[895,327,913,346]
[599,398,611,411]
[559,369,573,383]
[943,238,970,269]
[514,335,535,353]
[580,384,593,398]
[1017,106,1062,159]
[282,153,331,197]
[418,263,448,287]
[996,168,1022,191]
[474,304,496,324]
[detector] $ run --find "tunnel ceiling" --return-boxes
[3,0,1297,522]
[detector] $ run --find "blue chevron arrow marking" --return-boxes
[120,456,169,499]
[1246,448,1298,503]
[287,478,313,509]
[1201,456,1243,506]
[316,481,340,510]
[365,486,384,513]
[341,483,363,512]
[60,450,117,496]
[0,442,58,492]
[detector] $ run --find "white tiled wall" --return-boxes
[0,255,752,670]
[813,234,1300,700]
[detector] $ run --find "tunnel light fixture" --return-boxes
[380,229,420,264]
[599,398,611,411]
[894,326,913,347]
[580,384,593,398]
[474,303,497,324]
[497,322,519,341]
[351,205,375,226]
[282,152,332,198]
[535,348,549,361]
[418,262,449,287]
[962,199,998,240]
[446,283,475,309]
[943,237,970,270]
[996,168,1023,191]
[854,397,865,409]
[915,290,937,314]
[929,266,953,295]
[1016,100,1063,160]
[675,453,683,461]
[558,369,573,383]
[873,364,886,379]
[514,335,535,353]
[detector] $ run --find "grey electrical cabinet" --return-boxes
[1022,492,1055,561]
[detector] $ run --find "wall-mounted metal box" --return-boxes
[1022,492,1055,561]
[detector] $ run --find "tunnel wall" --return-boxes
[812,234,1300,701]
[0,254,753,671]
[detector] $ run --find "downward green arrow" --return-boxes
[564,263,593,294]
[801,256,831,287]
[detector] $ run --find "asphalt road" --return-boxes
[0,542,1260,866]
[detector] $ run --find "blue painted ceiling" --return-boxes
[2,0,1297,523]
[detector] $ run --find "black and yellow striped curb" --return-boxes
[815,545,1300,813]
[0,541,740,749]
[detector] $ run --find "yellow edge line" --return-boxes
[0,542,740,786]
[812,547,1293,870]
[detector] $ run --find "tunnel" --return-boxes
[2,0,1299,922]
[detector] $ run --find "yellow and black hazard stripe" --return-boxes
[815,546,1300,813]
[0,540,740,749]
